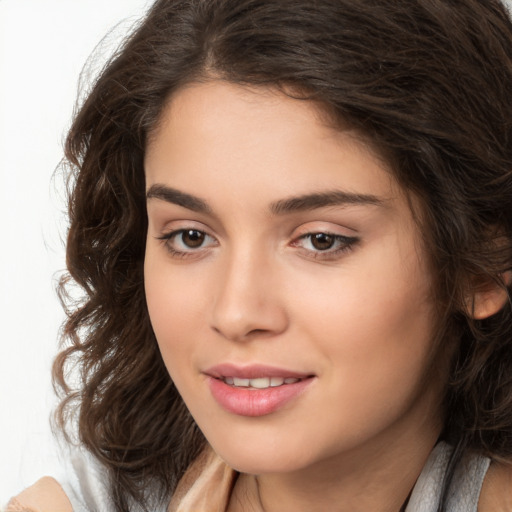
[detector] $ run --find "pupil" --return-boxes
[182,230,204,248]
[311,233,334,250]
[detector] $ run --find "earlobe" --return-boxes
[467,271,511,320]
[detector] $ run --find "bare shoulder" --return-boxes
[478,461,512,512]
[5,477,72,512]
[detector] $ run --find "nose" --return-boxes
[210,248,288,342]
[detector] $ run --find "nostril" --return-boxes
[246,328,271,337]
[211,324,273,341]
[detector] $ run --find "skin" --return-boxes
[144,81,449,511]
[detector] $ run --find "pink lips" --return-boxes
[205,364,314,417]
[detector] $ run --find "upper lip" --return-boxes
[204,363,313,380]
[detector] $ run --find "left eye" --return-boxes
[295,232,358,254]
[307,233,337,251]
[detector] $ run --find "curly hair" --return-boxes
[53,0,512,510]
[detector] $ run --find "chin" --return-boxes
[207,435,314,475]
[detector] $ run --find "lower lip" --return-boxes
[207,377,314,417]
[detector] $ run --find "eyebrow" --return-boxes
[146,184,212,214]
[269,191,385,215]
[146,184,385,215]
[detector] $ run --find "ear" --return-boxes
[467,271,511,320]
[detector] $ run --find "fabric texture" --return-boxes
[405,442,490,512]
[168,448,237,512]
[6,442,490,512]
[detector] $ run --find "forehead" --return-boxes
[145,81,402,202]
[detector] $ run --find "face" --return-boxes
[144,81,444,475]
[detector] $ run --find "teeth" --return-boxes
[224,376,301,389]
[233,377,250,387]
[250,377,271,389]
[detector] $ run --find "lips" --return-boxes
[205,363,311,380]
[204,364,315,416]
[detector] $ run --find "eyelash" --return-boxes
[157,229,218,259]
[156,229,359,261]
[292,232,359,260]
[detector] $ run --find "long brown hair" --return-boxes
[54,1,512,510]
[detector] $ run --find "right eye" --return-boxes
[157,229,218,257]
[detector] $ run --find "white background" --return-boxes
[1,0,511,506]
[0,0,151,504]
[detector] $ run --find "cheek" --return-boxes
[144,251,209,374]
[287,237,437,396]
[145,255,231,444]
[285,277,439,456]
[293,243,433,346]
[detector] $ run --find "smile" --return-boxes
[206,369,314,416]
[221,376,302,389]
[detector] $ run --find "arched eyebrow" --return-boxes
[146,184,212,214]
[146,184,385,215]
[270,191,385,214]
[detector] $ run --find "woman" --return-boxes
[7,0,512,511]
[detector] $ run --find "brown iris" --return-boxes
[310,233,335,250]
[182,230,205,248]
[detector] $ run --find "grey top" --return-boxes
[406,442,490,512]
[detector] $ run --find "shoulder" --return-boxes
[5,442,115,512]
[5,476,73,512]
[479,461,512,512]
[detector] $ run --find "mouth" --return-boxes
[219,376,303,389]
[205,364,315,416]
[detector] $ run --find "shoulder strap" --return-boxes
[5,477,73,512]
[168,447,237,512]
[405,443,491,512]
[444,449,490,512]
